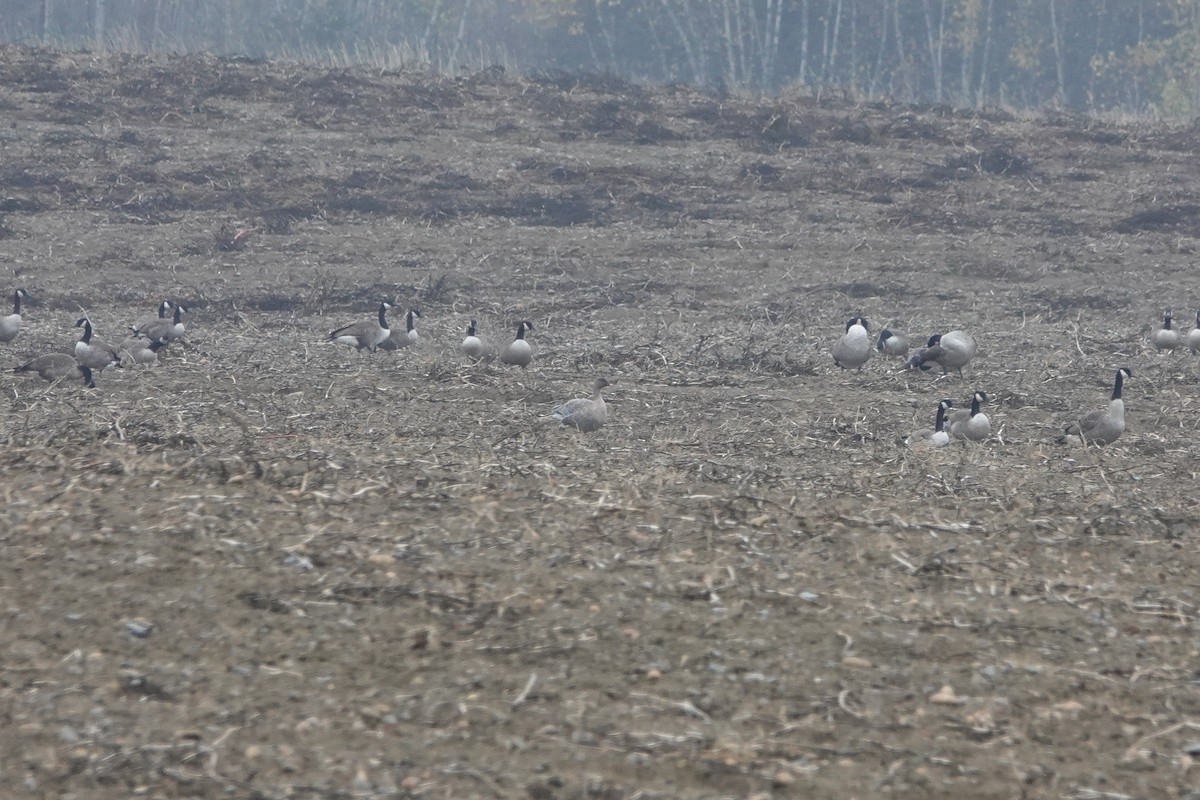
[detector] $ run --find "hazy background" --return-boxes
[1,0,1199,116]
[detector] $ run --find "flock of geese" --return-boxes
[3,291,609,434]
[829,309,1174,448]
[5,287,1193,443]
[325,300,603,432]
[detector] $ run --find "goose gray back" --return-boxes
[876,328,909,357]
[948,391,991,441]
[1059,368,1131,446]
[139,302,187,343]
[831,316,871,369]
[328,301,392,352]
[73,318,123,371]
[131,300,173,338]
[501,321,534,367]
[460,319,485,358]
[906,399,954,448]
[906,330,977,375]
[553,378,610,432]
[15,353,95,388]
[1152,308,1180,352]
[119,337,167,366]
[0,288,28,343]
[381,308,421,350]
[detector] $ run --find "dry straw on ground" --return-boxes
[0,46,1199,800]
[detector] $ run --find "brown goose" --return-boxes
[380,308,421,350]
[0,288,29,343]
[500,321,534,367]
[15,353,95,388]
[553,378,610,432]
[328,301,392,352]
[1152,309,1180,352]
[905,399,954,448]
[906,330,977,375]
[831,317,871,369]
[460,319,485,358]
[138,302,187,343]
[1059,368,1131,446]
[74,318,123,371]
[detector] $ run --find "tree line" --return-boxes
[2,0,1199,116]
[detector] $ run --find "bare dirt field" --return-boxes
[1,46,1200,800]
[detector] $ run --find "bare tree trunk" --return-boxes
[1049,0,1065,103]
[820,0,834,83]
[978,0,993,107]
[847,0,857,92]
[799,0,810,84]
[721,0,738,86]
[93,0,106,49]
[893,0,907,98]
[446,0,473,71]
[830,0,843,83]
[922,0,945,102]
[38,0,51,41]
[762,0,783,88]
[869,0,890,96]
[661,1,707,85]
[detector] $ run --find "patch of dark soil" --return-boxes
[832,119,874,144]
[1030,289,1130,320]
[1114,203,1200,236]
[259,204,324,234]
[250,294,302,312]
[880,112,949,141]
[740,161,783,185]
[931,143,1031,179]
[491,191,605,226]
[839,281,888,298]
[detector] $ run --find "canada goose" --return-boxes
[130,300,172,338]
[1188,310,1200,354]
[1152,309,1180,352]
[906,330,977,375]
[328,301,392,352]
[831,317,871,369]
[553,378,611,432]
[948,391,991,441]
[1059,367,1132,446]
[73,318,123,371]
[876,328,909,357]
[14,353,95,388]
[380,309,421,350]
[460,319,485,358]
[906,399,954,448]
[0,288,28,343]
[137,302,187,343]
[119,337,167,366]
[501,321,534,367]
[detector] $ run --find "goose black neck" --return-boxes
[12,290,21,314]
[378,304,389,327]
[1112,370,1124,400]
[467,321,476,336]
[1163,314,1173,330]
[79,321,93,343]
[970,394,981,416]
[407,311,415,331]
[515,324,526,340]
[172,305,183,323]
[935,404,947,431]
